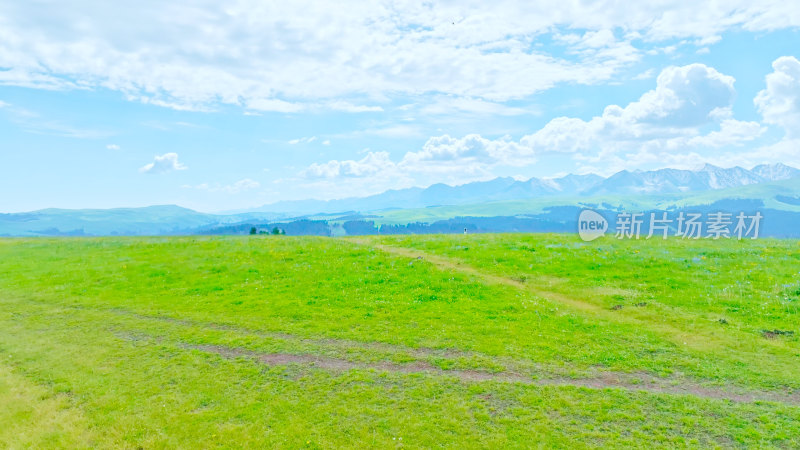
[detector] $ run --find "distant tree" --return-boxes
[249,227,257,235]
[271,227,281,235]
[343,220,378,236]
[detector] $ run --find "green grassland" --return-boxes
[0,234,799,448]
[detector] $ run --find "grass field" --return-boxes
[1,234,799,448]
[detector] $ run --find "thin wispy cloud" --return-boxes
[0,102,111,139]
[288,136,317,145]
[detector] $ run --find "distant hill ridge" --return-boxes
[248,163,800,214]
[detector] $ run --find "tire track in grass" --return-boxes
[188,343,800,406]
[6,294,798,408]
[103,310,800,406]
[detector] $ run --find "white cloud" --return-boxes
[299,134,533,190]
[139,153,187,174]
[747,138,800,166]
[401,134,533,169]
[520,117,593,154]
[106,144,120,150]
[625,64,735,127]
[334,124,423,139]
[3,2,796,112]
[685,119,764,147]
[322,140,331,146]
[246,99,305,113]
[554,29,640,65]
[520,63,737,154]
[249,99,382,114]
[325,101,383,113]
[0,101,110,138]
[360,125,422,138]
[732,55,800,169]
[288,136,317,145]
[632,69,655,80]
[420,97,534,116]
[298,62,767,188]
[302,151,396,179]
[755,56,800,138]
[695,35,722,46]
[0,67,80,91]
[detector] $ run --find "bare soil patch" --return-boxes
[190,343,800,406]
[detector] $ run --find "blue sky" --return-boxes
[1,1,799,213]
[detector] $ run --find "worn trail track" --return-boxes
[347,239,793,353]
[187,342,800,406]
[107,301,800,406]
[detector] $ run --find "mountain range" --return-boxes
[249,163,800,214]
[1,163,799,236]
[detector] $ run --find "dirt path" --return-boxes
[353,240,603,313]
[108,308,800,406]
[346,239,790,355]
[190,343,800,406]
[103,257,800,408]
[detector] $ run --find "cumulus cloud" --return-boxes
[740,55,800,168]
[685,119,765,148]
[139,153,187,174]
[299,62,767,186]
[520,63,738,154]
[630,64,735,126]
[518,63,768,171]
[401,134,533,169]
[2,2,797,112]
[106,144,120,150]
[301,134,533,183]
[755,56,800,138]
[302,151,395,179]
